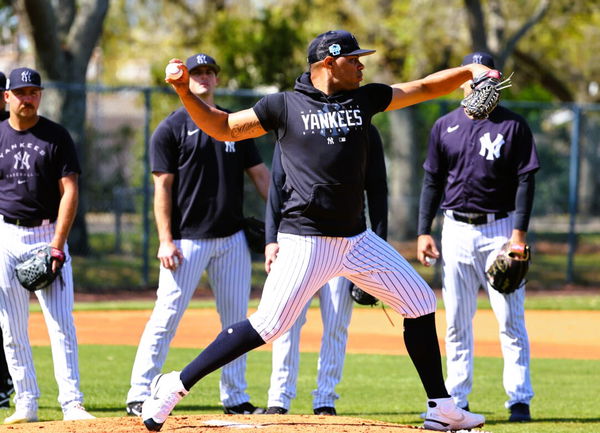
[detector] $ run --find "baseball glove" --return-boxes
[243,216,266,254]
[15,246,66,292]
[461,70,513,119]
[486,242,530,294]
[349,283,379,306]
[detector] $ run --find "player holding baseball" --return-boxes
[265,125,388,416]
[416,52,538,422]
[0,68,94,423]
[142,30,497,432]
[125,53,269,417]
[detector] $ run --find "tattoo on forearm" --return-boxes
[231,119,261,139]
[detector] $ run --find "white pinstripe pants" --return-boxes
[249,229,436,343]
[127,230,253,407]
[0,220,83,412]
[441,213,534,408]
[268,276,353,410]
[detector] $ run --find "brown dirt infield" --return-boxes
[5,303,598,433]
[27,307,600,359]
[0,413,464,433]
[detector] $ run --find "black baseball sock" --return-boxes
[180,319,265,390]
[403,313,450,399]
[0,333,13,394]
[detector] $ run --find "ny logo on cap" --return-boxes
[21,71,32,83]
[472,54,483,64]
[196,55,207,65]
[329,44,341,56]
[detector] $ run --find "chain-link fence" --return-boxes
[38,83,600,292]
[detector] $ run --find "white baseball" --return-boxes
[425,256,437,266]
[165,63,182,79]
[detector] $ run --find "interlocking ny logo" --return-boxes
[328,44,341,56]
[224,141,236,153]
[21,70,32,83]
[14,151,31,169]
[197,55,207,65]
[472,54,483,64]
[479,132,505,160]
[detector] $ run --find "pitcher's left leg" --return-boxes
[345,230,485,431]
[344,230,436,318]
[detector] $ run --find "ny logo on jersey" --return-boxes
[327,137,335,145]
[224,141,236,153]
[21,71,33,83]
[13,151,31,169]
[479,132,505,160]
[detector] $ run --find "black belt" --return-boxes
[1,215,55,227]
[450,211,508,225]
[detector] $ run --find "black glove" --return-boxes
[486,242,530,294]
[349,283,379,306]
[461,70,512,119]
[15,246,66,292]
[243,217,265,254]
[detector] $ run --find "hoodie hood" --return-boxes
[294,72,325,99]
[293,72,356,103]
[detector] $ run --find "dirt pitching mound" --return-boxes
[0,414,491,433]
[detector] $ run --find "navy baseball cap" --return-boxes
[461,52,495,69]
[6,67,44,90]
[185,53,221,74]
[307,30,375,64]
[0,72,5,90]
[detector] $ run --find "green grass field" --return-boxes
[5,345,599,433]
[7,294,600,433]
[72,228,600,291]
[27,292,599,313]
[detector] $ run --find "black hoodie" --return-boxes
[253,72,392,237]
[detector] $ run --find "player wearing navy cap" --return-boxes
[0,67,94,423]
[265,124,388,416]
[125,53,270,417]
[416,52,538,422]
[141,30,497,432]
[185,53,221,74]
[0,71,15,409]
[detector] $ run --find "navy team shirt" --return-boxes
[424,105,539,213]
[151,106,263,240]
[253,72,392,237]
[0,116,81,220]
[265,125,389,244]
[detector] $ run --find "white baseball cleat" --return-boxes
[3,407,38,424]
[142,371,188,431]
[63,402,96,420]
[423,397,485,431]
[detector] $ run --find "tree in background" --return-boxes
[101,0,310,90]
[11,0,110,254]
